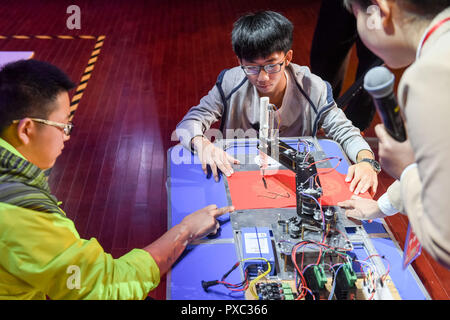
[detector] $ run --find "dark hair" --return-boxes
[0,59,75,133]
[231,11,293,61]
[344,0,450,18]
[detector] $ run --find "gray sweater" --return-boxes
[176,63,371,163]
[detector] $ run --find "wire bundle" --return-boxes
[290,238,353,300]
[359,254,391,300]
[205,139,390,300]
[202,257,271,300]
[289,236,391,300]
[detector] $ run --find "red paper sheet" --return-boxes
[227,169,372,210]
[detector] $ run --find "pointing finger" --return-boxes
[212,206,235,218]
[204,204,218,210]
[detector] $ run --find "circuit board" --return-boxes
[229,208,399,300]
[244,278,401,300]
[220,137,400,300]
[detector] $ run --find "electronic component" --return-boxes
[253,281,297,300]
[255,282,283,300]
[303,265,327,300]
[332,263,357,300]
[257,97,339,235]
[240,227,275,277]
[207,127,400,300]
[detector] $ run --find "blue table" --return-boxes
[166,138,430,300]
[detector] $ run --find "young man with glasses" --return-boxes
[0,59,233,299]
[176,11,379,196]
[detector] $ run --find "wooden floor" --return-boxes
[0,0,448,300]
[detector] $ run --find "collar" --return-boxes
[0,138,27,160]
[0,142,50,193]
[416,7,450,59]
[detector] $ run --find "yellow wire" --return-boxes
[239,257,271,299]
[271,104,281,131]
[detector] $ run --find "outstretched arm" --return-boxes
[143,205,234,276]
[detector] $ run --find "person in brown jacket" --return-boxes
[338,0,450,269]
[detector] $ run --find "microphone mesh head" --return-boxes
[364,66,395,98]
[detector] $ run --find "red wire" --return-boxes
[218,268,249,292]
[313,157,342,189]
[217,281,248,292]
[307,156,341,169]
[291,242,310,298]
[363,254,391,282]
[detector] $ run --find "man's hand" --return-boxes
[144,205,234,275]
[346,162,378,196]
[375,124,415,180]
[192,136,240,182]
[338,195,386,220]
[180,204,235,241]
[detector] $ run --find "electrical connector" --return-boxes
[304,265,327,300]
[342,263,357,287]
[201,280,219,292]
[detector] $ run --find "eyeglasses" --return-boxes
[12,118,74,136]
[241,57,286,76]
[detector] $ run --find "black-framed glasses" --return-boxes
[241,58,286,76]
[12,118,74,136]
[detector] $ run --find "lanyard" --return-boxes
[417,17,450,58]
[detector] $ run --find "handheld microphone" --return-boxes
[364,66,407,142]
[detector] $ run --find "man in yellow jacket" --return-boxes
[0,59,233,299]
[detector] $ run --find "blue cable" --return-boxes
[328,264,344,300]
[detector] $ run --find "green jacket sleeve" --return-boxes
[0,203,160,299]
